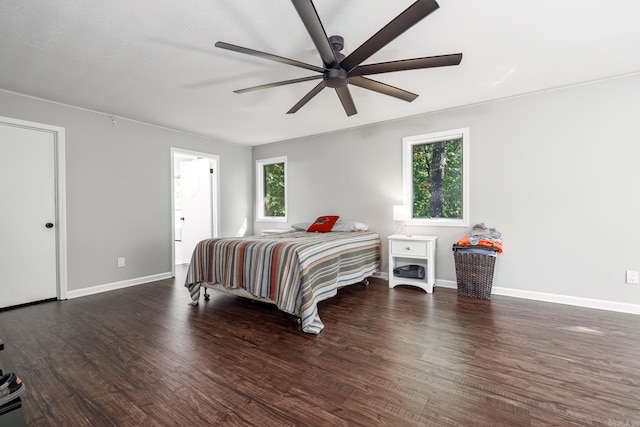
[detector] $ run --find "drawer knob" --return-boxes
[405,247,411,251]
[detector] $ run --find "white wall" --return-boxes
[253,73,640,307]
[4,71,639,308]
[0,90,252,292]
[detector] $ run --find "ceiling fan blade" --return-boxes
[291,0,339,67]
[215,41,324,73]
[287,80,327,114]
[234,75,323,94]
[335,86,357,116]
[348,76,418,102]
[341,0,440,72]
[349,53,462,77]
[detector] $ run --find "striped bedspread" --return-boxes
[184,230,380,333]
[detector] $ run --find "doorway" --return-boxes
[0,116,67,308]
[170,148,219,273]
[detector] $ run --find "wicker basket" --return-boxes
[453,250,496,299]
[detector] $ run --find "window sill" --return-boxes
[256,217,287,223]
[408,219,469,227]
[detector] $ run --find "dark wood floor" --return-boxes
[1,269,639,426]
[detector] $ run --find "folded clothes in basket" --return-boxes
[452,244,498,257]
[457,223,503,253]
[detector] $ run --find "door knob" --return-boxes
[45,223,54,228]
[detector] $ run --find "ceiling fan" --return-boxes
[215,0,462,116]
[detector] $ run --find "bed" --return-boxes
[184,229,381,333]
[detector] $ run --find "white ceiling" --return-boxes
[1,0,639,146]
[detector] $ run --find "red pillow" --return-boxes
[307,215,339,233]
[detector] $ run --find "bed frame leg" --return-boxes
[204,288,210,301]
[283,313,301,326]
[362,278,369,286]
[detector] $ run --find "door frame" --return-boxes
[170,147,219,276]
[1,115,67,300]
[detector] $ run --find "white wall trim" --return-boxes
[55,126,68,300]
[435,279,640,315]
[253,70,640,148]
[0,88,251,148]
[374,271,389,280]
[66,272,173,300]
[435,279,460,290]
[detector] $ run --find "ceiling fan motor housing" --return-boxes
[324,68,348,88]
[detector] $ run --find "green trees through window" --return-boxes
[256,156,287,221]
[402,128,469,226]
[263,162,285,217]
[412,138,463,219]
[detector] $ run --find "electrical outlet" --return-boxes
[117,257,125,268]
[625,270,639,284]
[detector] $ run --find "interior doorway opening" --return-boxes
[171,148,219,273]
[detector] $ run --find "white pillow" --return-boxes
[291,222,311,231]
[331,219,369,232]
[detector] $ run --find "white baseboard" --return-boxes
[373,271,388,280]
[66,271,640,316]
[435,279,640,315]
[435,279,457,289]
[66,272,173,299]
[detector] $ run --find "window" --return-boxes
[256,156,287,222]
[402,128,469,227]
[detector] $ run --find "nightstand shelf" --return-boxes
[388,234,437,293]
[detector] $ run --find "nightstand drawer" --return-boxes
[390,240,427,257]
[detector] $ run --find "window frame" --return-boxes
[256,156,287,222]
[402,128,470,227]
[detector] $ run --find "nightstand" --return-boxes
[388,234,437,293]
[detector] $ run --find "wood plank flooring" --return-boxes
[0,268,639,426]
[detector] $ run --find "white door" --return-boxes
[180,158,213,263]
[0,122,57,308]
